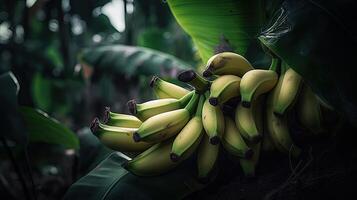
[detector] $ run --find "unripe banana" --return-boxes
[296,84,322,134]
[103,107,142,128]
[235,96,264,143]
[197,134,220,180]
[127,91,193,121]
[90,118,151,152]
[203,52,254,77]
[178,70,210,94]
[133,93,199,143]
[150,76,190,99]
[266,76,301,157]
[209,75,241,106]
[171,96,205,161]
[273,65,303,116]
[202,96,225,145]
[222,117,253,158]
[239,142,261,177]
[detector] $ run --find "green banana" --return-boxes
[150,76,190,99]
[222,117,253,159]
[90,118,151,152]
[197,134,220,180]
[103,107,142,128]
[273,65,303,116]
[133,93,199,143]
[240,58,279,107]
[203,52,254,77]
[127,91,194,121]
[202,95,225,145]
[209,75,241,106]
[239,142,261,177]
[177,70,210,94]
[171,96,205,161]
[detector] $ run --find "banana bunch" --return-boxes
[90,51,328,180]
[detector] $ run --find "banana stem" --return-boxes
[195,95,205,117]
[179,91,195,106]
[178,70,210,94]
[281,62,289,74]
[268,58,280,72]
[185,92,200,116]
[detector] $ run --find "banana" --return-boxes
[240,58,279,108]
[90,118,151,152]
[171,96,205,162]
[127,91,194,121]
[296,84,322,134]
[266,75,301,157]
[222,117,253,158]
[273,65,303,116]
[133,93,199,143]
[239,142,261,177]
[197,134,220,180]
[150,76,190,99]
[203,52,254,77]
[177,70,210,94]
[209,75,241,106]
[235,96,264,143]
[103,107,142,128]
[202,96,225,145]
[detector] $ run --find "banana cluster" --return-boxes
[90,52,327,180]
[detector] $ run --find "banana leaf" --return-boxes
[64,152,205,200]
[258,0,357,124]
[80,45,192,78]
[166,0,266,64]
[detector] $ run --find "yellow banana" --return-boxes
[209,75,241,106]
[127,91,193,121]
[90,118,151,152]
[203,52,254,77]
[222,117,253,158]
[150,76,190,99]
[171,96,205,161]
[197,134,220,180]
[177,70,210,94]
[133,93,199,143]
[103,107,142,128]
[239,142,261,177]
[202,96,225,145]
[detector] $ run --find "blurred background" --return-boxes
[0,0,199,199]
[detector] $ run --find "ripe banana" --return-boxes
[127,91,193,121]
[203,52,254,77]
[209,75,241,106]
[103,107,142,128]
[235,96,264,143]
[222,117,253,158]
[178,70,210,94]
[266,76,301,157]
[240,69,278,108]
[171,96,205,161]
[133,93,199,143]
[197,134,220,180]
[90,118,151,152]
[202,96,225,145]
[150,76,190,99]
[239,142,261,177]
[297,84,322,134]
[273,65,303,116]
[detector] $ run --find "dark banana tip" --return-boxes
[90,118,100,134]
[177,70,196,82]
[170,153,180,162]
[209,136,220,145]
[273,111,284,117]
[202,70,212,77]
[103,107,111,124]
[244,148,254,159]
[241,101,251,108]
[150,76,159,88]
[127,100,137,115]
[209,97,219,106]
[133,132,141,142]
[251,134,263,143]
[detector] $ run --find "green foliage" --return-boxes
[19,106,79,149]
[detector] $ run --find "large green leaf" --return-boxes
[166,0,265,63]
[79,45,192,78]
[258,0,357,124]
[19,106,79,149]
[64,153,205,200]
